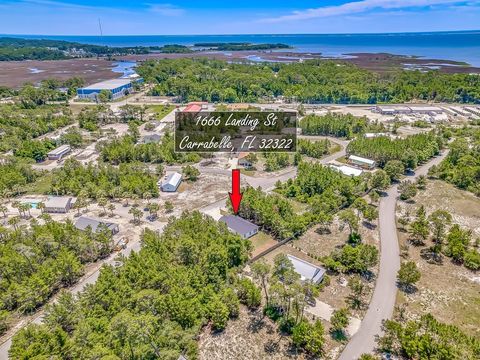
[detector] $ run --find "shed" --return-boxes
[287,254,326,284]
[160,172,182,192]
[348,155,376,169]
[44,196,73,213]
[219,215,258,239]
[47,144,71,161]
[75,216,119,235]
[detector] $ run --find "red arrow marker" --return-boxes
[229,169,243,214]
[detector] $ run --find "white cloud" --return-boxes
[148,3,185,16]
[260,0,479,23]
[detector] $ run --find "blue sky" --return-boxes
[0,0,479,35]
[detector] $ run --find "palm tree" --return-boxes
[108,203,115,217]
[73,199,83,216]
[21,203,32,219]
[8,216,20,230]
[147,203,160,220]
[37,202,45,214]
[11,201,22,218]
[143,192,152,205]
[129,207,143,225]
[0,204,7,219]
[98,197,108,215]
[122,191,131,207]
[131,194,140,208]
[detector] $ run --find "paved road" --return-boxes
[0,136,346,359]
[339,151,448,360]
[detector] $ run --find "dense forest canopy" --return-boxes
[300,113,384,138]
[137,58,480,104]
[0,157,37,195]
[0,220,113,329]
[50,158,159,199]
[238,187,314,240]
[378,314,480,359]
[346,133,442,168]
[9,212,251,359]
[99,133,200,165]
[431,134,480,195]
[0,103,74,153]
[278,161,367,206]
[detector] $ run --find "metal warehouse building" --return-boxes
[77,79,135,100]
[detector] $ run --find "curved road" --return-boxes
[0,136,346,359]
[339,151,448,360]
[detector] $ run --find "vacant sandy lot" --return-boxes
[199,306,306,360]
[396,180,480,338]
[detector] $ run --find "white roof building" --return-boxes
[80,79,132,91]
[287,255,326,284]
[348,155,376,168]
[364,132,388,138]
[160,172,182,192]
[330,164,363,177]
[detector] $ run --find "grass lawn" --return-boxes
[148,105,175,120]
[23,172,53,195]
[239,168,256,176]
[250,232,276,257]
[329,142,342,154]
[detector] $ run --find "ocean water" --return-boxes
[4,31,480,66]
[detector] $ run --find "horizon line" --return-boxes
[1,29,480,38]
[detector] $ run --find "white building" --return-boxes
[348,155,376,169]
[409,106,443,114]
[47,145,71,161]
[159,172,182,192]
[330,164,363,177]
[77,79,134,100]
[287,254,326,284]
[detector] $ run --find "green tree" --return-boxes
[409,205,429,245]
[330,308,350,339]
[164,201,174,213]
[384,160,405,181]
[398,180,417,201]
[445,224,471,262]
[182,165,200,182]
[428,209,452,247]
[397,261,421,291]
[369,169,390,191]
[97,89,112,103]
[236,278,261,309]
[251,260,271,305]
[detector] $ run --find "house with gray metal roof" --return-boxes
[44,196,73,213]
[287,254,326,284]
[75,216,119,235]
[219,215,258,239]
[159,172,182,192]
